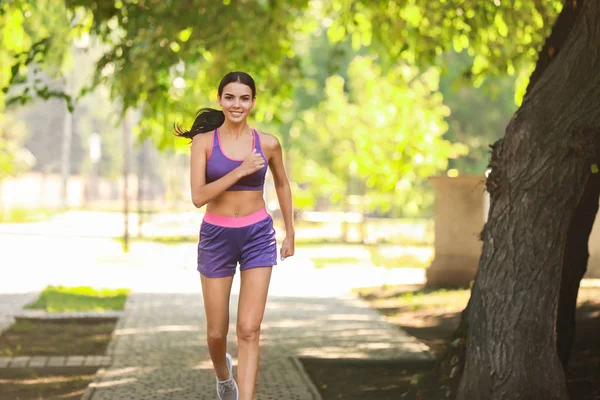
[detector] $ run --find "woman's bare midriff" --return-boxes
[206,190,266,217]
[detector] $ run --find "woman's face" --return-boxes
[219,82,255,124]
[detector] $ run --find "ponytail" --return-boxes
[174,108,225,139]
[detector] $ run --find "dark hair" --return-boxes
[174,71,256,139]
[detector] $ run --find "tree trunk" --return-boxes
[341,187,350,242]
[60,75,73,209]
[137,138,150,238]
[556,172,600,368]
[525,0,587,96]
[122,108,131,252]
[457,1,600,399]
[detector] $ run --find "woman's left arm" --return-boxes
[263,133,295,260]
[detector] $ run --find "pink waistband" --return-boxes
[203,208,269,228]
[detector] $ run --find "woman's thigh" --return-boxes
[201,274,235,335]
[237,267,273,332]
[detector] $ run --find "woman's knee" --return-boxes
[237,322,261,343]
[207,327,228,342]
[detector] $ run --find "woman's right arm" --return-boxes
[190,134,264,208]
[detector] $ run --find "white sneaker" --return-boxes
[216,353,238,400]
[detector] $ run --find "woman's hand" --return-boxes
[236,148,265,177]
[280,236,295,261]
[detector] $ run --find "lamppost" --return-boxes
[59,73,73,209]
[88,132,101,202]
[123,109,132,252]
[59,33,89,209]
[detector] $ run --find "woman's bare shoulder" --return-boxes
[257,131,281,150]
[191,130,214,148]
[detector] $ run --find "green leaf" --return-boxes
[494,13,509,37]
[328,24,346,43]
[10,63,20,79]
[177,28,193,42]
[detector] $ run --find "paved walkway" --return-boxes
[0,214,433,399]
[0,293,39,334]
[83,290,431,400]
[0,276,432,399]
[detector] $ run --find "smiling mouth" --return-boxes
[230,111,243,116]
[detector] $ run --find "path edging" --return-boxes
[289,356,324,400]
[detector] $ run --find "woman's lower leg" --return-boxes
[208,331,230,380]
[237,325,261,398]
[200,274,235,382]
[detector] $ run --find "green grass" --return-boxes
[307,244,432,269]
[377,255,430,269]
[356,285,471,312]
[294,237,432,246]
[310,254,430,269]
[125,235,401,246]
[295,237,365,245]
[122,235,428,247]
[0,207,58,223]
[117,234,198,245]
[117,218,434,247]
[25,286,130,312]
[73,202,190,213]
[392,288,470,310]
[368,246,432,269]
[310,257,366,269]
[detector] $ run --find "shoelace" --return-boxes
[218,379,236,394]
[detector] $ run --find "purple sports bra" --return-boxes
[205,128,268,191]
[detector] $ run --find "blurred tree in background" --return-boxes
[1,0,562,216]
[0,0,69,179]
[440,51,518,175]
[293,54,467,216]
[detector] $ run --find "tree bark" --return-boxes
[457,1,600,399]
[556,171,600,368]
[525,0,586,95]
[531,0,598,372]
[528,4,596,369]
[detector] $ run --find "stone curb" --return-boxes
[80,367,109,400]
[289,356,324,400]
[0,292,38,337]
[77,297,135,399]
[0,319,14,337]
[0,308,120,370]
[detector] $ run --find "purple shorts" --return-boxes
[198,209,278,278]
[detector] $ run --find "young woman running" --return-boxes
[175,71,295,400]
